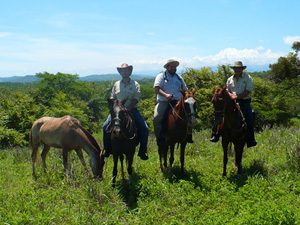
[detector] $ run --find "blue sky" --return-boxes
[0,0,299,77]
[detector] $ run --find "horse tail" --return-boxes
[30,122,39,164]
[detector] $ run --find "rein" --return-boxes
[106,112,137,140]
[214,94,246,133]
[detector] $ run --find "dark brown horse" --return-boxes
[30,115,102,178]
[158,88,197,175]
[211,86,247,177]
[100,99,137,187]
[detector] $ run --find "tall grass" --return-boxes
[1,127,300,224]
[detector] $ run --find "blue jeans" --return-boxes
[103,108,149,154]
[237,99,255,143]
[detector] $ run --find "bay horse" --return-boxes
[159,88,197,175]
[211,86,247,177]
[30,115,102,178]
[99,99,137,187]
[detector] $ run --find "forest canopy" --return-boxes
[0,42,299,148]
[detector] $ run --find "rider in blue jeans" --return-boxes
[102,63,149,160]
[210,61,257,148]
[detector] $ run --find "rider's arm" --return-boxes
[154,86,173,101]
[126,99,138,111]
[229,90,251,100]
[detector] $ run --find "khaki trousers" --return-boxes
[153,101,169,138]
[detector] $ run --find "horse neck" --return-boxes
[224,95,243,129]
[175,97,187,119]
[79,126,100,158]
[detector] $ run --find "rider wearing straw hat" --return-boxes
[102,63,149,160]
[153,59,193,146]
[210,61,257,148]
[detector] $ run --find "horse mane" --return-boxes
[212,86,239,110]
[79,125,101,153]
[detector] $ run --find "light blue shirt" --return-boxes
[154,70,188,101]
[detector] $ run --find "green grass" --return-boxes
[1,127,300,224]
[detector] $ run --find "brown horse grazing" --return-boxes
[99,99,137,187]
[159,88,197,175]
[211,86,247,177]
[30,115,102,178]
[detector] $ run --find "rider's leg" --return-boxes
[239,100,256,148]
[131,109,149,160]
[153,101,168,146]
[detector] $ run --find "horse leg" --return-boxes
[235,144,244,176]
[180,142,187,175]
[169,144,175,174]
[126,153,134,186]
[120,154,125,180]
[41,145,50,173]
[112,154,118,187]
[62,148,69,174]
[158,146,164,172]
[75,149,88,174]
[222,141,229,177]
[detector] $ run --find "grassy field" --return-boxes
[1,127,300,224]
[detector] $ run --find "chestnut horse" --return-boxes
[211,86,247,177]
[30,115,102,178]
[158,88,197,175]
[100,99,137,187]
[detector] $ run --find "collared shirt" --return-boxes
[226,73,254,99]
[153,70,188,101]
[111,78,141,108]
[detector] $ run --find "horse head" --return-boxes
[179,88,197,126]
[212,86,240,126]
[108,98,128,137]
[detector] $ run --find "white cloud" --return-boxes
[0,33,289,77]
[133,47,284,71]
[283,36,300,45]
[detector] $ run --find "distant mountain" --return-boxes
[0,75,40,83]
[0,74,156,83]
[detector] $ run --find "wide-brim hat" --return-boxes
[230,61,247,69]
[117,63,133,75]
[164,59,180,68]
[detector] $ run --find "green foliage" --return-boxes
[1,128,300,224]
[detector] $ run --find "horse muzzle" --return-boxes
[113,128,121,137]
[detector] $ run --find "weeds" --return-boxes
[1,127,300,224]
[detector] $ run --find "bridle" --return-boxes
[213,91,245,132]
[170,96,197,126]
[106,108,137,140]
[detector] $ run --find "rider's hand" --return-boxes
[229,92,238,100]
[165,94,173,101]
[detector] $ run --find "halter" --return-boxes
[107,111,137,140]
[213,91,246,133]
[170,96,197,126]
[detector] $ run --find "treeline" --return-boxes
[0,43,299,148]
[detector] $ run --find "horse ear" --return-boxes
[180,89,185,96]
[192,88,196,94]
[213,85,216,92]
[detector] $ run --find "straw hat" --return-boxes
[117,63,133,75]
[230,61,247,69]
[164,59,180,68]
